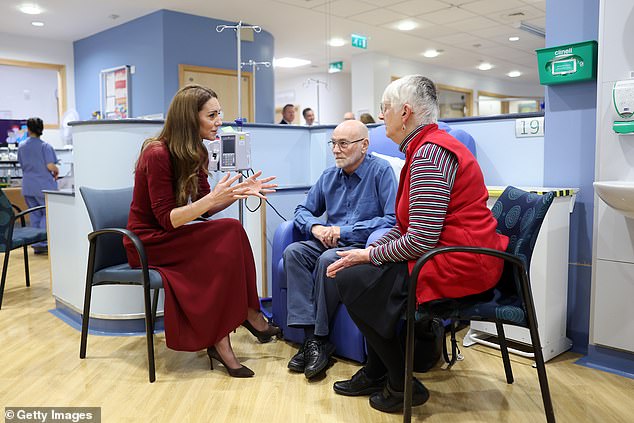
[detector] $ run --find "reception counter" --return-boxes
[47,121,165,328]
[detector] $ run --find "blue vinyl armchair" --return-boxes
[272,221,389,363]
[271,123,476,364]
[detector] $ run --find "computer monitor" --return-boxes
[0,119,28,147]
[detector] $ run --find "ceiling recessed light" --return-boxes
[396,20,418,31]
[422,49,440,58]
[19,3,42,15]
[273,57,311,68]
[31,21,44,27]
[478,62,493,71]
[509,36,520,41]
[507,70,522,78]
[328,37,345,47]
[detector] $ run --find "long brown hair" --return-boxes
[141,85,216,207]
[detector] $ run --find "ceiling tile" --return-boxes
[311,0,377,17]
[433,32,479,46]
[410,25,460,40]
[444,16,500,32]
[360,0,405,6]
[415,6,477,24]
[353,9,408,26]
[461,0,526,14]
[525,16,546,28]
[478,45,534,60]
[273,0,330,8]
[472,24,518,38]
[488,4,545,25]
[387,0,449,15]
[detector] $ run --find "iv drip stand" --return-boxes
[216,21,262,225]
[241,60,271,122]
[304,78,327,125]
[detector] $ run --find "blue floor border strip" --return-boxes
[50,300,164,337]
[575,344,634,380]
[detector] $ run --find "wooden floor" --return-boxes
[1,250,634,423]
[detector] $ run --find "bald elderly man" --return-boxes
[283,119,397,379]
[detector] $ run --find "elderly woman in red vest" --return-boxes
[326,75,509,413]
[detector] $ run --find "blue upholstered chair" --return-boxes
[402,186,556,423]
[79,186,164,383]
[271,220,369,362]
[369,122,477,159]
[0,188,47,310]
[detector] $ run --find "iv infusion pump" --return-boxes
[205,131,252,172]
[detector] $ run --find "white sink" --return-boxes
[594,180,634,218]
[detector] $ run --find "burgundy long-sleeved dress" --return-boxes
[124,142,261,351]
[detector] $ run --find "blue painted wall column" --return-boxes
[544,0,600,353]
[74,10,275,122]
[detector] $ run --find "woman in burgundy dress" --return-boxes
[125,84,279,378]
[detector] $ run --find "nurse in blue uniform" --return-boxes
[17,117,59,254]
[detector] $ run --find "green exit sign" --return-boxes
[351,34,367,49]
[329,61,343,73]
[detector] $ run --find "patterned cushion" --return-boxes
[418,186,554,328]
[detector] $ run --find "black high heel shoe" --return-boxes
[207,347,254,378]
[242,318,282,343]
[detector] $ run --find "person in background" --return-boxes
[17,117,59,255]
[326,75,508,413]
[126,84,280,378]
[303,108,315,126]
[284,119,397,379]
[359,113,376,124]
[280,104,296,124]
[343,112,355,121]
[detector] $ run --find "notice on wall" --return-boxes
[100,66,129,119]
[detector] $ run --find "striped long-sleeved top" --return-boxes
[369,125,459,265]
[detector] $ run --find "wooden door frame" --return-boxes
[0,58,67,128]
[178,64,254,121]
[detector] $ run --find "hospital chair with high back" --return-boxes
[79,186,164,383]
[402,186,556,423]
[0,187,47,310]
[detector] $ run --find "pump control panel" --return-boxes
[219,132,251,171]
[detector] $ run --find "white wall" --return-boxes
[591,0,634,351]
[351,52,544,119]
[275,71,351,125]
[0,32,75,148]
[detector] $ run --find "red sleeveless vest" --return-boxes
[395,124,509,304]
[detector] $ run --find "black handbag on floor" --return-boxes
[400,317,445,372]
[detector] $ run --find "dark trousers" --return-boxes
[334,261,409,390]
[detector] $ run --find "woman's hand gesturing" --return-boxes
[234,170,278,200]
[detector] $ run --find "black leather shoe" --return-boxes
[303,338,335,379]
[369,378,429,413]
[333,367,386,396]
[287,343,305,373]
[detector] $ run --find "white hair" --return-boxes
[382,75,439,125]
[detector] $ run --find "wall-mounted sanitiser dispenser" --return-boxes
[613,79,634,134]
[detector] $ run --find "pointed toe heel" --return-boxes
[207,347,254,378]
[242,319,282,343]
